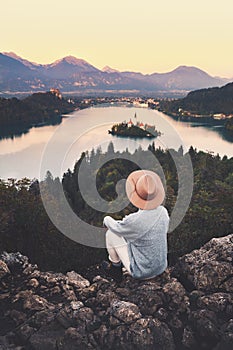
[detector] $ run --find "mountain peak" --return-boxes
[62,56,89,65]
[172,65,209,75]
[3,52,22,60]
[2,52,41,68]
[175,65,190,69]
[49,56,89,66]
[102,65,119,73]
[47,56,99,73]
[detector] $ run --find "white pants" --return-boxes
[106,230,131,274]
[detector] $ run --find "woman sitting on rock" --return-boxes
[102,170,169,282]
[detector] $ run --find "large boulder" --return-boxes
[173,234,233,293]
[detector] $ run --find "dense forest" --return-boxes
[0,91,76,128]
[159,82,233,115]
[0,143,232,273]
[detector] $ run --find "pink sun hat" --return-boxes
[125,170,165,210]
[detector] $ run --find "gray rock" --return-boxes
[96,290,118,308]
[8,310,27,327]
[70,300,84,310]
[173,234,233,293]
[0,260,10,279]
[0,235,232,350]
[60,283,77,301]
[93,324,108,347]
[181,326,197,348]
[27,278,39,288]
[162,278,190,313]
[29,309,57,329]
[28,330,63,350]
[197,292,233,315]
[127,318,155,347]
[139,292,163,315]
[78,284,98,300]
[216,319,233,350]
[109,300,142,324]
[16,323,36,342]
[56,305,94,329]
[57,327,94,350]
[12,290,51,311]
[66,271,90,289]
[189,309,220,347]
[150,318,175,350]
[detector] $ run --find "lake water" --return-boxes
[0,105,232,180]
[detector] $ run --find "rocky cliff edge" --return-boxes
[0,234,232,350]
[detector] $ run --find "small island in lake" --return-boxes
[108,113,161,139]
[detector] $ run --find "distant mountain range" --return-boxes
[0,52,231,95]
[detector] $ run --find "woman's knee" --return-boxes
[105,230,126,248]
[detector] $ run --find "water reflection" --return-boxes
[0,124,30,141]
[0,106,232,180]
[209,126,233,143]
[183,122,233,143]
[0,116,62,141]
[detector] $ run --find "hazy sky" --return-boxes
[1,0,232,77]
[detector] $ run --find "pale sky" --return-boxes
[1,0,233,77]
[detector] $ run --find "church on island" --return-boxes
[108,113,161,139]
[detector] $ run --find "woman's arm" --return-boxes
[103,212,139,238]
